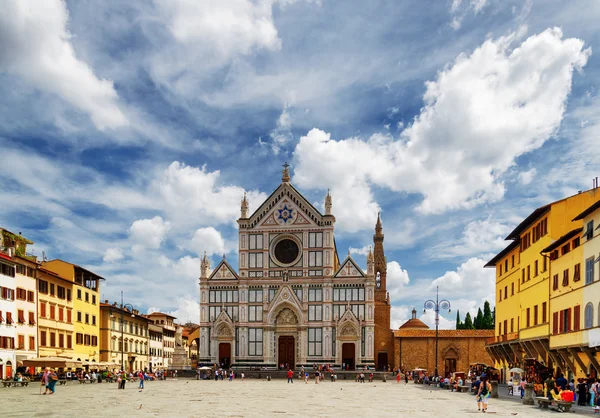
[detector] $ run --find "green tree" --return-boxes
[464,312,474,329]
[483,301,494,329]
[474,308,484,329]
[456,311,462,330]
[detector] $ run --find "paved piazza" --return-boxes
[1,378,563,417]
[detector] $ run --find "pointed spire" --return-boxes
[325,189,332,215]
[367,246,374,274]
[241,192,249,218]
[282,162,290,183]
[347,248,351,257]
[200,252,210,279]
[375,212,383,237]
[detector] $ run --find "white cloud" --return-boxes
[293,28,590,230]
[156,162,267,226]
[0,0,127,130]
[387,261,410,300]
[129,216,171,251]
[449,0,489,30]
[430,258,496,303]
[265,104,293,154]
[103,248,124,263]
[154,0,281,59]
[419,309,456,330]
[159,297,200,325]
[391,305,411,329]
[189,227,226,257]
[427,218,511,260]
[518,168,537,185]
[293,128,381,232]
[349,246,371,256]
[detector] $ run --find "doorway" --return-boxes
[377,352,388,371]
[444,358,457,377]
[342,343,355,370]
[278,336,295,369]
[219,343,231,368]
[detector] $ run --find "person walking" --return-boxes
[138,371,145,391]
[41,367,50,395]
[405,372,409,385]
[287,369,294,384]
[120,371,127,390]
[476,378,492,413]
[47,369,58,395]
[396,371,401,384]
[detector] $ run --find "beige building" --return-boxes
[148,323,164,371]
[99,302,150,372]
[146,312,176,369]
[13,255,38,365]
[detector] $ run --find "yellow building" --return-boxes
[572,199,600,377]
[486,188,600,382]
[42,260,104,363]
[484,240,521,382]
[543,226,586,379]
[36,267,74,359]
[99,301,150,372]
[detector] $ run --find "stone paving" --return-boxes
[0,377,589,417]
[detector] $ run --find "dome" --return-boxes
[399,309,430,330]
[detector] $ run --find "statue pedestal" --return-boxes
[491,381,499,398]
[172,346,192,371]
[523,383,535,405]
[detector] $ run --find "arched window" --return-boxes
[585,303,594,329]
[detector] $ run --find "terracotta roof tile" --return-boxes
[394,329,494,338]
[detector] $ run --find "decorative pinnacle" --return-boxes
[282,162,290,183]
[325,189,332,215]
[241,192,249,218]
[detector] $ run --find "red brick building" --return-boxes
[393,309,494,376]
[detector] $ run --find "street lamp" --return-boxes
[424,286,451,378]
[110,291,135,372]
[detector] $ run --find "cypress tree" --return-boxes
[464,312,474,329]
[475,308,484,329]
[456,310,462,330]
[483,301,494,329]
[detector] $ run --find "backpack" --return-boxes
[481,383,488,396]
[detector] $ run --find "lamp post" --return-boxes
[424,286,451,378]
[110,291,135,372]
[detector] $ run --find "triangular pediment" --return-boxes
[246,183,328,229]
[266,285,303,323]
[337,308,360,337]
[208,259,239,280]
[334,256,365,278]
[214,309,233,325]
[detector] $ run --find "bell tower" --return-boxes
[373,213,393,371]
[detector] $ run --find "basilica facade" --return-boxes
[198,165,393,370]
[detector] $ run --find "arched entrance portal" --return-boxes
[274,307,299,369]
[219,343,231,368]
[342,343,355,370]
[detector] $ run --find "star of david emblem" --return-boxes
[277,205,294,223]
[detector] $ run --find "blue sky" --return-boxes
[1,0,599,328]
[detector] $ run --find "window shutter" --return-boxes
[554,312,560,334]
[574,305,581,331]
[568,308,572,331]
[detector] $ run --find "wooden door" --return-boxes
[219,343,231,368]
[278,336,295,368]
[377,352,388,371]
[444,358,456,377]
[342,343,355,370]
